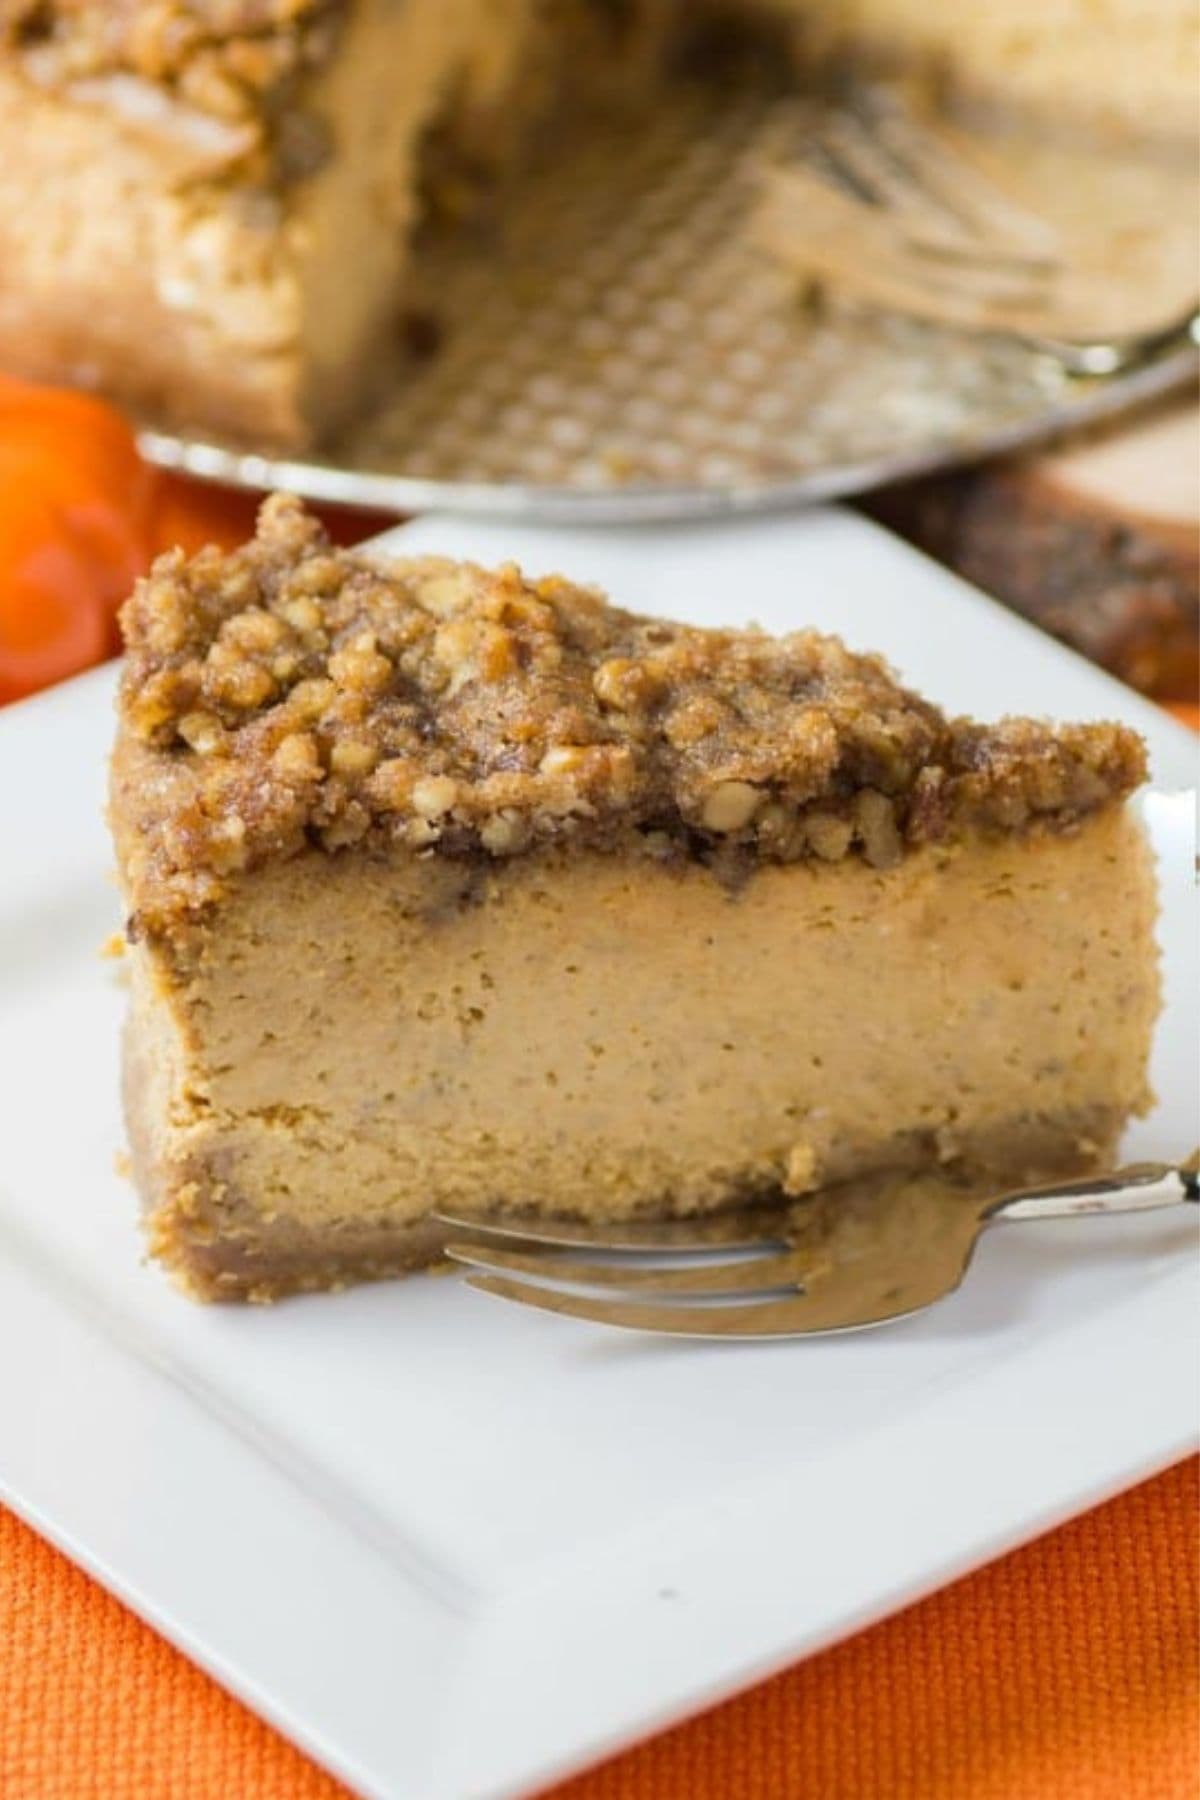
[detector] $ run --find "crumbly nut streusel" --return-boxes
[112,494,1148,936]
[2,0,340,162]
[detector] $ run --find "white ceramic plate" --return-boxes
[1,509,1196,1800]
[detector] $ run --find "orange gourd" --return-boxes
[0,377,152,703]
[0,373,394,706]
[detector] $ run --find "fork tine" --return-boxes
[432,1205,791,1252]
[816,111,952,230]
[755,170,1065,335]
[759,167,1047,299]
[807,91,1060,267]
[463,1273,910,1338]
[444,1240,810,1296]
[856,95,1060,255]
[464,1267,935,1339]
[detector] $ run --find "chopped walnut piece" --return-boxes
[855,789,902,869]
[281,595,323,634]
[285,677,335,723]
[112,495,1149,938]
[329,738,379,778]
[372,757,433,818]
[480,809,531,856]
[177,711,226,755]
[593,657,662,712]
[804,812,854,862]
[539,745,589,777]
[272,731,322,781]
[328,634,393,694]
[701,780,761,833]
[412,776,459,819]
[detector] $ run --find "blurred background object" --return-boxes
[2,373,1195,713]
[871,400,1199,701]
[0,2,1195,518]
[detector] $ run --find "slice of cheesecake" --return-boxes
[110,497,1159,1300]
[0,0,681,450]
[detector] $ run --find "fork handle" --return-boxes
[988,1159,1198,1223]
[1030,306,1200,378]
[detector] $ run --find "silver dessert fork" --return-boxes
[436,1160,1198,1339]
[754,86,1200,376]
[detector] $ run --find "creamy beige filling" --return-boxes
[731,0,1200,139]
[292,0,551,436]
[127,808,1158,1295]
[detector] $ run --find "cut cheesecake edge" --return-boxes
[0,1,636,447]
[0,1,688,449]
[110,498,1159,1301]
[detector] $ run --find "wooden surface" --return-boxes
[873,397,1200,699]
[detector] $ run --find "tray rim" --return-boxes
[137,344,1198,522]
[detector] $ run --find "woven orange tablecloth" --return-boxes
[2,1459,1197,1800]
[0,384,1197,1799]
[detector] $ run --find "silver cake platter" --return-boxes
[138,80,1200,524]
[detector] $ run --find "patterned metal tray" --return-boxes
[138,78,1199,522]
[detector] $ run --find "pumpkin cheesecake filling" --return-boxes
[110,497,1158,1299]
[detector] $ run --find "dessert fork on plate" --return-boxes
[436,1160,1199,1339]
[753,86,1200,376]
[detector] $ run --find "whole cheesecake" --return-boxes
[109,497,1160,1299]
[1,0,1195,449]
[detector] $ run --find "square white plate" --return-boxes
[1,509,1196,1800]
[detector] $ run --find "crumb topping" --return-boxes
[1,0,339,144]
[112,494,1148,933]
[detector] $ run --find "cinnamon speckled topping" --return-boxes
[112,494,1147,934]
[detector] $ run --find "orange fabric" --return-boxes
[1,1460,1196,1800]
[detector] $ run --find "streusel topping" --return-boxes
[2,1,338,146]
[113,495,1147,932]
